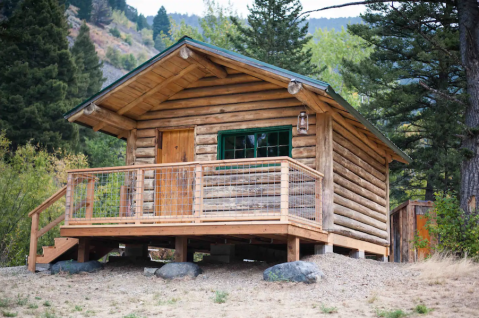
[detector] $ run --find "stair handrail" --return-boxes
[28,185,68,272]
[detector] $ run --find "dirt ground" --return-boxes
[0,253,478,318]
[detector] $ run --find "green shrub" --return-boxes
[109,27,121,38]
[123,34,133,45]
[426,194,479,258]
[376,309,408,318]
[320,304,338,314]
[106,47,122,68]
[414,304,432,314]
[212,291,228,304]
[121,53,137,71]
[1,311,17,317]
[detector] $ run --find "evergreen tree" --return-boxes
[0,0,79,151]
[0,0,21,18]
[71,21,105,100]
[77,0,92,21]
[91,0,112,28]
[343,2,465,203]
[229,0,316,75]
[137,13,149,30]
[108,0,125,11]
[153,6,170,43]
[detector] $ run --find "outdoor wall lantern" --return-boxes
[297,111,309,135]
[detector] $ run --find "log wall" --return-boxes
[331,120,390,246]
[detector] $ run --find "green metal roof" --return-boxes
[64,36,410,163]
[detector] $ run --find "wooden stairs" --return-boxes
[36,237,79,264]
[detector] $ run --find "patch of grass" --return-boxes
[414,304,432,314]
[42,301,51,307]
[0,299,8,308]
[74,305,82,311]
[376,309,408,318]
[157,298,178,306]
[15,295,28,306]
[123,314,146,318]
[320,304,338,314]
[27,303,38,309]
[41,310,58,318]
[83,310,96,317]
[212,291,228,304]
[34,297,41,301]
[1,312,17,317]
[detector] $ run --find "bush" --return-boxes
[141,29,154,47]
[426,194,479,258]
[106,47,122,68]
[121,53,137,71]
[123,34,133,46]
[109,27,121,38]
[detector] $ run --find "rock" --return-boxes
[144,267,159,277]
[155,262,202,280]
[51,260,103,275]
[263,261,324,284]
[35,263,51,272]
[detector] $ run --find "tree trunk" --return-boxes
[457,0,479,215]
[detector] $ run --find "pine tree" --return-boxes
[0,0,21,18]
[342,2,465,203]
[137,13,149,30]
[91,0,112,28]
[153,6,170,43]
[77,0,92,21]
[71,21,105,100]
[228,0,316,75]
[0,0,79,151]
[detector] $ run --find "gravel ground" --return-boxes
[0,253,477,318]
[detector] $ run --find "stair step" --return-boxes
[36,237,79,264]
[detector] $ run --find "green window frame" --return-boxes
[217,126,292,160]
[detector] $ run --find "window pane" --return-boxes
[225,150,234,159]
[257,148,267,157]
[267,132,278,146]
[245,149,254,158]
[235,136,245,149]
[279,131,289,145]
[225,136,235,150]
[268,147,277,157]
[279,146,289,156]
[235,150,245,158]
[257,133,267,147]
[246,135,255,148]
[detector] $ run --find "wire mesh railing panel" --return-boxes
[65,157,323,228]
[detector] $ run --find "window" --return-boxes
[218,127,292,160]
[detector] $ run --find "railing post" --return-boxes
[135,169,144,224]
[28,213,39,272]
[280,161,289,222]
[315,177,323,228]
[64,173,73,226]
[194,164,203,223]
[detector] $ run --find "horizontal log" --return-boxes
[169,82,281,100]
[333,162,386,197]
[333,152,386,189]
[196,117,316,135]
[334,203,387,231]
[141,98,302,120]
[333,121,385,165]
[187,74,262,88]
[150,89,291,111]
[331,225,389,246]
[203,195,315,211]
[334,183,387,215]
[196,154,216,161]
[203,182,315,198]
[333,141,385,181]
[84,103,136,130]
[196,134,217,145]
[137,129,156,138]
[292,147,316,159]
[135,157,155,164]
[139,107,307,129]
[295,158,315,169]
[196,144,217,154]
[334,214,388,239]
[136,147,155,158]
[333,173,387,207]
[136,137,156,148]
[292,136,315,147]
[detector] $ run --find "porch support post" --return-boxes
[78,238,90,263]
[28,213,39,272]
[126,129,137,165]
[175,236,188,262]
[316,113,334,232]
[287,235,300,262]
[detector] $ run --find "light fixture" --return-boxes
[297,111,309,135]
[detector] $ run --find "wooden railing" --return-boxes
[64,157,323,228]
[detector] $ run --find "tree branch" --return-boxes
[419,81,466,106]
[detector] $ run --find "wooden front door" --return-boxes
[155,129,195,217]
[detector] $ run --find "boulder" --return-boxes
[144,267,159,277]
[51,260,103,275]
[263,261,324,284]
[155,262,202,280]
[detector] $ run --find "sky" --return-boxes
[126,0,366,18]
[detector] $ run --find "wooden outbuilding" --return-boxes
[27,37,411,271]
[390,200,434,262]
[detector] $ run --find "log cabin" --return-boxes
[27,36,410,271]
